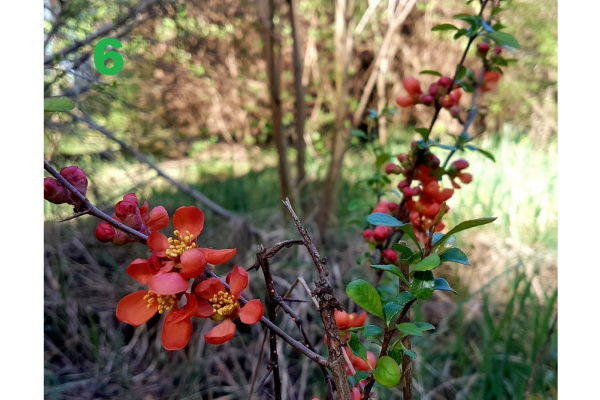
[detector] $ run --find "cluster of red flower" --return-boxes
[113,205,264,350]
[43,166,88,207]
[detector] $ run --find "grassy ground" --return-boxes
[44,128,557,399]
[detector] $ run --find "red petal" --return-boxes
[148,272,189,295]
[228,266,248,298]
[352,311,367,327]
[116,291,157,326]
[162,311,193,350]
[173,206,204,239]
[170,293,198,323]
[238,299,263,324]
[200,248,237,265]
[147,231,169,256]
[196,297,215,318]
[126,259,154,284]
[204,319,236,345]
[122,193,139,205]
[180,248,207,279]
[139,200,149,216]
[146,206,169,232]
[195,278,225,299]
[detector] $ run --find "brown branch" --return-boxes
[283,198,351,400]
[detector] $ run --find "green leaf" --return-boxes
[346,280,384,319]
[370,265,409,287]
[44,97,74,112]
[388,349,403,365]
[348,199,370,211]
[431,24,458,32]
[348,333,369,363]
[392,243,414,260]
[439,247,470,265]
[454,28,468,39]
[487,31,521,49]
[354,370,369,382]
[409,254,441,273]
[367,213,403,227]
[431,217,497,252]
[395,291,415,307]
[419,69,443,77]
[373,356,401,387]
[362,325,384,339]
[431,233,445,246]
[475,147,496,162]
[414,322,435,331]
[456,65,467,80]
[401,342,418,359]
[384,302,403,327]
[398,224,423,255]
[410,271,435,300]
[414,127,429,141]
[434,278,458,294]
[351,129,368,139]
[376,153,391,169]
[397,322,425,337]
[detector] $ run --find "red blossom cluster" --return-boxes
[395,76,462,116]
[43,166,88,207]
[114,205,264,350]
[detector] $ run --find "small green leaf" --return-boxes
[420,70,443,76]
[439,247,470,265]
[346,280,384,319]
[431,24,458,32]
[376,153,391,169]
[409,254,441,273]
[362,325,384,339]
[487,31,521,49]
[348,199,370,211]
[367,213,403,227]
[454,28,468,39]
[370,265,409,287]
[401,342,418,359]
[475,147,496,162]
[384,302,403,327]
[392,243,414,260]
[431,233,445,246]
[434,278,458,294]
[351,129,368,139]
[388,349,403,365]
[414,127,429,141]
[44,97,74,112]
[410,271,435,300]
[395,291,415,307]
[354,370,370,382]
[348,333,369,363]
[373,356,401,387]
[456,65,467,80]
[414,322,435,331]
[396,322,425,337]
[431,217,497,252]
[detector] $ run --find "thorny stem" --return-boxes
[45,160,329,369]
[283,198,352,400]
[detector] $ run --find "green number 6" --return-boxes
[94,38,124,75]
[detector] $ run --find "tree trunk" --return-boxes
[259,0,293,212]
[316,0,355,237]
[287,0,307,205]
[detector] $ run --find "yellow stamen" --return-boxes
[144,290,176,314]
[209,290,240,318]
[165,229,197,259]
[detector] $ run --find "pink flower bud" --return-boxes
[44,177,70,204]
[493,46,502,55]
[402,187,415,197]
[60,166,88,197]
[420,93,434,106]
[428,84,439,97]
[95,221,132,245]
[373,226,389,242]
[452,159,469,171]
[450,105,461,118]
[458,172,473,184]
[398,180,409,189]
[383,249,398,263]
[385,163,402,175]
[396,96,414,108]
[362,229,375,243]
[402,77,422,96]
[438,76,453,89]
[477,42,490,55]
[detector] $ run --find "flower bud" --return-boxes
[451,159,469,171]
[458,172,473,184]
[438,76,453,89]
[60,166,88,197]
[397,153,409,165]
[373,226,389,242]
[44,177,70,204]
[398,180,409,189]
[402,187,415,197]
[362,229,375,243]
[450,105,461,118]
[420,93,434,106]
[95,221,132,245]
[385,163,402,175]
[402,77,422,96]
[396,96,414,108]
[493,46,502,55]
[383,249,398,263]
[477,42,490,55]
[428,84,439,97]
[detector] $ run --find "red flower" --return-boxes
[335,310,367,331]
[146,206,237,294]
[195,266,264,345]
[116,258,198,350]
